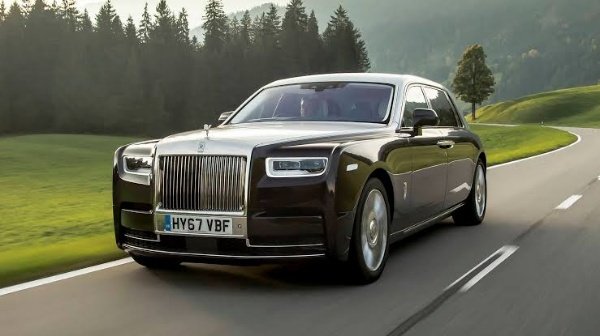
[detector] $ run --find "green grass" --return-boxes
[0,128,576,287]
[470,125,577,166]
[470,84,600,127]
[0,134,138,287]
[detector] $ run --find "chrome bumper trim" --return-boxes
[245,240,325,248]
[122,209,154,215]
[124,234,160,243]
[123,244,326,259]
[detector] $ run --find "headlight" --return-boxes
[123,156,153,175]
[266,157,328,177]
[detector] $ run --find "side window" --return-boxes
[423,87,459,127]
[402,86,428,127]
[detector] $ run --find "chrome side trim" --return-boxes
[392,203,464,236]
[124,234,160,243]
[245,239,325,248]
[123,244,326,259]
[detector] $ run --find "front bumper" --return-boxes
[117,208,331,262]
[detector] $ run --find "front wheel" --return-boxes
[453,160,487,226]
[348,178,391,284]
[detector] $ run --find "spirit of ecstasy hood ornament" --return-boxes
[203,124,212,138]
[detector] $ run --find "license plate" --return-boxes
[163,215,233,235]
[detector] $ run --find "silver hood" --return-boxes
[154,122,388,157]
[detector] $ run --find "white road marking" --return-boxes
[0,258,133,297]
[555,195,583,210]
[489,130,581,170]
[444,246,507,291]
[459,245,519,292]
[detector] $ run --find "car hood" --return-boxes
[155,122,388,157]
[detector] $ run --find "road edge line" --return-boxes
[0,258,133,297]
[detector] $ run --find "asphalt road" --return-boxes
[2,127,600,336]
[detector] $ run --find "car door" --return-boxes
[423,87,476,209]
[402,86,448,224]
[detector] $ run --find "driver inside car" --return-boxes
[300,96,325,119]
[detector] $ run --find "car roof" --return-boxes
[264,73,446,90]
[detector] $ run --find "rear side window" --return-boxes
[423,87,459,127]
[402,86,428,127]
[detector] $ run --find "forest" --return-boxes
[0,0,370,136]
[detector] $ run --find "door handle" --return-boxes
[437,140,455,149]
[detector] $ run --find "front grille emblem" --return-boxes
[197,141,206,153]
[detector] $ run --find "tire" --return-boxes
[131,254,181,269]
[453,159,487,226]
[348,178,391,284]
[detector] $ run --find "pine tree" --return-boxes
[229,16,240,41]
[323,6,370,72]
[176,8,190,45]
[95,0,120,35]
[452,44,495,120]
[0,0,7,22]
[4,2,25,34]
[23,0,64,131]
[202,0,228,52]
[281,0,308,75]
[111,12,123,37]
[0,2,26,132]
[150,0,175,42]
[306,10,323,74]
[251,5,282,83]
[78,9,92,32]
[239,10,252,48]
[259,4,281,48]
[138,2,152,43]
[124,16,138,45]
[59,0,78,31]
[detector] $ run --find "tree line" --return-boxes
[0,0,370,136]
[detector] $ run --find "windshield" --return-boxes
[229,82,394,124]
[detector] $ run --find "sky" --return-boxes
[76,0,290,28]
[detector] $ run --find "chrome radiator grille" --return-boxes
[158,155,247,212]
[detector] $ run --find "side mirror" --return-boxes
[218,111,234,122]
[413,108,439,132]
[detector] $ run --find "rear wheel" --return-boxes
[453,160,487,226]
[131,254,181,269]
[348,178,390,284]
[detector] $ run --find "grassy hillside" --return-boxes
[0,135,138,287]
[470,125,577,166]
[472,85,600,127]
